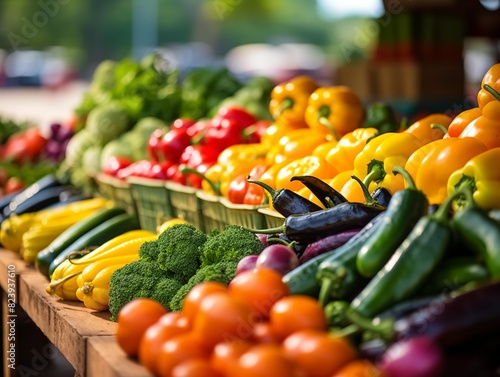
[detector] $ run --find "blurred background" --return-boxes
[0,0,499,125]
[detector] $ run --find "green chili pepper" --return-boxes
[355,166,428,278]
[350,189,456,318]
[452,187,500,278]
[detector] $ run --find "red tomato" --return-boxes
[138,312,190,375]
[171,358,221,377]
[230,344,297,377]
[251,321,281,345]
[156,332,210,377]
[228,268,289,321]
[282,330,358,377]
[3,127,47,163]
[210,341,254,376]
[182,281,228,327]
[115,298,167,357]
[192,291,253,349]
[269,295,328,341]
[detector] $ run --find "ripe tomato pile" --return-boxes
[116,268,384,377]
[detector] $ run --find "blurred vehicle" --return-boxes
[3,47,76,88]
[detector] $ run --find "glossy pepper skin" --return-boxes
[477,63,500,110]
[355,166,429,279]
[404,137,487,205]
[325,127,378,173]
[444,107,482,138]
[290,175,347,208]
[275,155,337,192]
[268,75,319,124]
[227,164,269,205]
[447,147,500,211]
[459,85,500,149]
[403,113,452,144]
[352,132,424,194]
[304,86,365,141]
[260,117,307,148]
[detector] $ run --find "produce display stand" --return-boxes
[0,248,153,377]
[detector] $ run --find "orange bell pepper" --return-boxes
[444,107,482,138]
[327,170,365,203]
[304,86,365,140]
[312,140,339,159]
[404,113,453,144]
[477,63,500,110]
[459,85,500,149]
[404,137,487,205]
[325,127,379,173]
[265,128,328,165]
[226,164,269,205]
[275,155,337,192]
[269,75,319,124]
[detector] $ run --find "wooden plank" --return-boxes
[86,336,154,377]
[0,248,37,291]
[18,272,117,376]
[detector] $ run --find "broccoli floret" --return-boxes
[138,239,160,261]
[150,278,184,311]
[108,259,170,321]
[169,260,238,312]
[199,225,264,268]
[156,224,207,283]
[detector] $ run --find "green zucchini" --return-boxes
[35,207,126,277]
[47,212,140,277]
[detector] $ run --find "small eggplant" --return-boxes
[290,175,347,208]
[298,228,361,265]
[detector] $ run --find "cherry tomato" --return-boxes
[138,312,190,375]
[4,177,25,195]
[282,330,358,377]
[182,281,228,327]
[192,291,253,349]
[230,344,296,377]
[251,321,281,345]
[115,298,167,357]
[331,359,385,377]
[156,332,209,377]
[210,341,254,376]
[228,268,289,321]
[269,295,327,340]
[171,357,221,377]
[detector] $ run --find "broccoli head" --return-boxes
[150,277,184,311]
[169,260,238,312]
[199,225,264,268]
[108,259,170,321]
[156,224,207,283]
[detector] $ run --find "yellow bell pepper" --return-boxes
[304,86,365,140]
[269,75,319,124]
[353,132,424,194]
[447,147,500,210]
[265,128,328,165]
[275,155,337,192]
[459,86,500,149]
[201,143,268,196]
[404,113,453,144]
[328,170,365,203]
[297,186,325,208]
[405,137,487,205]
[477,63,500,110]
[260,117,307,147]
[312,140,339,159]
[325,127,378,173]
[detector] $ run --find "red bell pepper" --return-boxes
[227,164,269,205]
[171,118,196,132]
[2,127,47,164]
[178,144,220,188]
[159,128,192,163]
[102,156,134,177]
[147,128,164,162]
[244,120,272,144]
[212,106,257,129]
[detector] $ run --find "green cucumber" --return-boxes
[35,207,126,277]
[47,212,140,277]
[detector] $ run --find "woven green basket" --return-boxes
[258,207,285,228]
[197,191,228,232]
[165,181,205,232]
[220,198,266,229]
[95,173,115,201]
[127,176,175,233]
[108,175,138,220]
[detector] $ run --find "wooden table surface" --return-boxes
[0,247,154,377]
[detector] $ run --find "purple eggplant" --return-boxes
[298,228,361,264]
